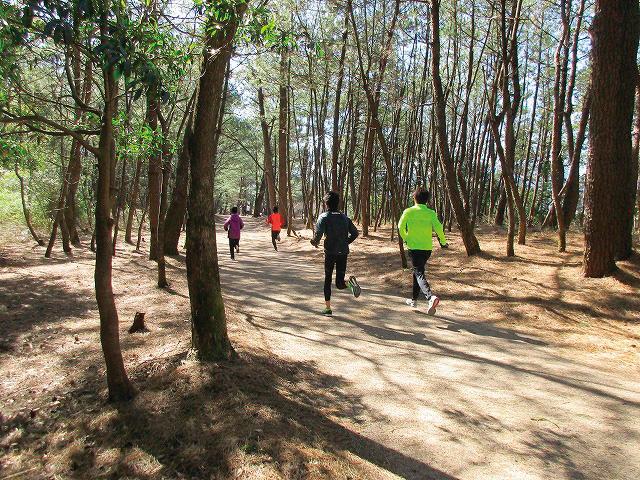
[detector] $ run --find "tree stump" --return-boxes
[128,312,149,333]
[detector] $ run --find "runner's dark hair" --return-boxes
[231,206,238,214]
[324,191,340,211]
[272,205,279,213]
[413,188,431,204]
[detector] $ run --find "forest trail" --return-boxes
[220,218,640,480]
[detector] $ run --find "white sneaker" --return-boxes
[427,296,440,315]
[405,299,417,308]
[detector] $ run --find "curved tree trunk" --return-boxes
[15,162,45,246]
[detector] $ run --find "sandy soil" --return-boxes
[0,218,639,479]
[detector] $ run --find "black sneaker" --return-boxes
[348,276,361,298]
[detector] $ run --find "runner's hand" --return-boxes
[310,240,319,248]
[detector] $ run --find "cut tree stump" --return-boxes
[128,312,149,333]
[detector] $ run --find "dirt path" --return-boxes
[221,218,640,480]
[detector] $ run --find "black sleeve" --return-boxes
[347,218,359,244]
[312,214,326,245]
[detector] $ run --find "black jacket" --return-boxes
[312,211,359,255]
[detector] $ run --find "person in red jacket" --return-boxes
[266,206,285,251]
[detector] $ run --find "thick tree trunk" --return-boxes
[186,1,247,360]
[619,78,640,259]
[584,0,639,276]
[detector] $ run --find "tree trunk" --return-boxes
[146,97,161,261]
[331,15,349,192]
[619,78,640,259]
[253,174,266,217]
[14,161,45,246]
[164,119,192,255]
[258,87,277,210]
[124,156,143,244]
[186,1,247,360]
[583,0,639,276]
[278,47,289,228]
[157,145,170,288]
[95,27,134,401]
[429,0,480,256]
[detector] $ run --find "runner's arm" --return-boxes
[397,210,409,242]
[223,217,230,231]
[347,218,359,244]
[433,212,447,246]
[311,215,326,246]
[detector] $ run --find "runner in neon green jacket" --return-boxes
[398,189,448,314]
[398,204,447,250]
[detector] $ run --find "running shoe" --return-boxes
[405,299,417,308]
[322,308,332,316]
[348,276,361,298]
[427,295,440,315]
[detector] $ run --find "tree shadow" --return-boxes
[0,273,94,351]
[34,348,458,480]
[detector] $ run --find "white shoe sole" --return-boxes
[427,297,440,315]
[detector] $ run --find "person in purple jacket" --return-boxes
[223,207,244,260]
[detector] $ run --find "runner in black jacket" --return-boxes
[311,191,361,315]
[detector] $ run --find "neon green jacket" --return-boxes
[398,204,447,251]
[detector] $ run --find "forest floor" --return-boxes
[1,217,639,480]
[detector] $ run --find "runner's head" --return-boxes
[272,206,279,213]
[413,188,431,205]
[323,191,340,212]
[231,206,238,214]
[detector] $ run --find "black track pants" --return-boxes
[408,249,432,300]
[324,253,348,301]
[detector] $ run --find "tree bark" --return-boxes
[164,118,192,255]
[331,14,349,192]
[186,0,247,360]
[258,87,277,210]
[14,161,45,246]
[429,0,480,255]
[124,156,143,244]
[583,0,640,276]
[146,97,161,261]
[95,19,134,401]
[277,47,289,228]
